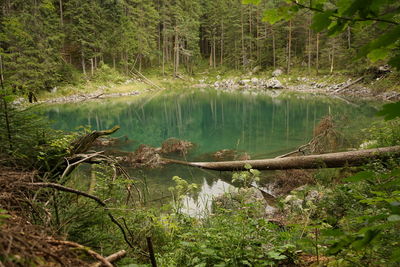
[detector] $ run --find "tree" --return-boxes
[259,0,400,70]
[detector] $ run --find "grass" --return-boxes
[36,63,400,102]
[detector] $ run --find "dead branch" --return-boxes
[91,250,127,267]
[164,146,400,171]
[334,76,364,93]
[70,126,120,155]
[61,151,105,180]
[47,239,112,267]
[25,183,135,249]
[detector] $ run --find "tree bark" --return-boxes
[287,20,292,74]
[241,5,246,67]
[164,146,400,171]
[271,26,276,69]
[220,21,224,65]
[316,32,320,75]
[81,51,86,75]
[92,250,127,267]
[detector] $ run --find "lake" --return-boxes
[42,89,379,216]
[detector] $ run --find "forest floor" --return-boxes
[0,166,100,266]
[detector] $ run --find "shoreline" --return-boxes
[21,75,400,106]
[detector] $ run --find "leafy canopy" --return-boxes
[257,0,400,70]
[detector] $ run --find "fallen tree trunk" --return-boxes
[164,146,400,171]
[49,126,120,179]
[92,250,127,267]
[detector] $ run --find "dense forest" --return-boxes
[1,0,400,266]
[1,0,399,96]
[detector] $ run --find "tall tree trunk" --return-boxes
[316,33,320,75]
[90,58,94,76]
[162,23,166,75]
[174,31,179,77]
[308,18,312,72]
[249,5,252,68]
[347,26,351,49]
[271,26,276,69]
[287,20,292,74]
[209,40,213,67]
[81,51,86,75]
[241,5,246,67]
[220,21,224,65]
[0,63,12,150]
[59,0,63,26]
[330,41,335,74]
[213,36,216,68]
[0,55,3,82]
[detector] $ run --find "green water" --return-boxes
[45,90,377,158]
[42,89,379,215]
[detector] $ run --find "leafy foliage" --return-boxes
[261,0,400,70]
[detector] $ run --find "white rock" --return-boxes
[272,69,283,77]
[265,78,283,89]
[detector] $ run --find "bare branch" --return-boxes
[47,239,113,267]
[25,182,135,249]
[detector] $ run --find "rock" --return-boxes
[238,79,251,85]
[272,69,283,77]
[264,77,283,89]
[50,87,57,93]
[12,97,26,106]
[251,77,259,85]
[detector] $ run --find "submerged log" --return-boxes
[164,146,400,171]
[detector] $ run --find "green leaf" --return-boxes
[343,171,375,182]
[351,229,381,250]
[242,0,261,5]
[311,10,334,32]
[321,229,345,237]
[244,163,252,170]
[388,215,400,222]
[376,102,400,120]
[262,6,295,24]
[388,54,400,70]
[367,48,389,62]
[267,251,287,260]
[358,25,400,59]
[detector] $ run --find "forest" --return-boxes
[1,0,400,266]
[1,0,399,94]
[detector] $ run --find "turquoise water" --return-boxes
[42,89,379,212]
[44,90,377,159]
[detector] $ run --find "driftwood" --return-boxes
[334,76,364,93]
[47,240,113,267]
[70,126,120,155]
[92,250,127,267]
[164,146,400,171]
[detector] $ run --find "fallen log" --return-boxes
[49,126,120,179]
[334,76,364,93]
[164,146,400,171]
[92,250,127,267]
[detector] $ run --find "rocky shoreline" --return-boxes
[194,73,400,101]
[13,72,399,106]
